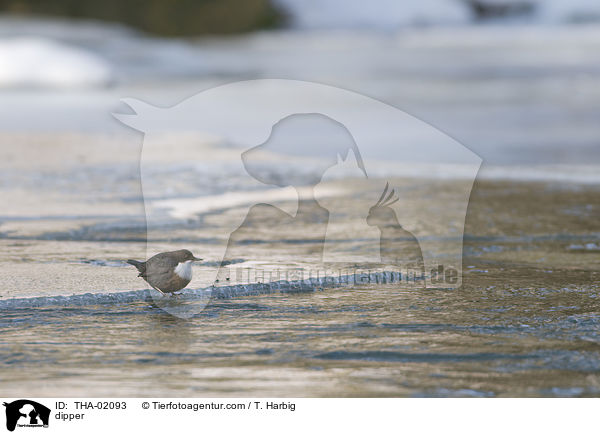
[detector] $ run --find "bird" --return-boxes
[366,183,425,273]
[127,249,202,295]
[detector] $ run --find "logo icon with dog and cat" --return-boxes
[115,79,481,317]
[3,400,50,432]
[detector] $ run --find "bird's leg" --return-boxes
[149,285,167,296]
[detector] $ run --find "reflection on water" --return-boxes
[1,175,599,396]
[2,270,600,397]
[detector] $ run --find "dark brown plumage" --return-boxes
[127,249,202,295]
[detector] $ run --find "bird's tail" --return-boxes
[126,259,146,275]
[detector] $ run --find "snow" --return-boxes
[0,37,112,88]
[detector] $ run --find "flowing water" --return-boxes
[1,169,599,396]
[1,18,600,397]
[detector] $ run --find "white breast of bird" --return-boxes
[174,260,193,280]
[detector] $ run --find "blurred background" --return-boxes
[0,0,599,166]
[1,0,599,288]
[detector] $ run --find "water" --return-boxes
[1,16,600,397]
[2,274,600,397]
[1,176,599,396]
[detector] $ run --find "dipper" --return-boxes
[127,249,202,295]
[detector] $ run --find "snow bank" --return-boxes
[0,37,112,88]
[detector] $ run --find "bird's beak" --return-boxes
[193,256,203,262]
